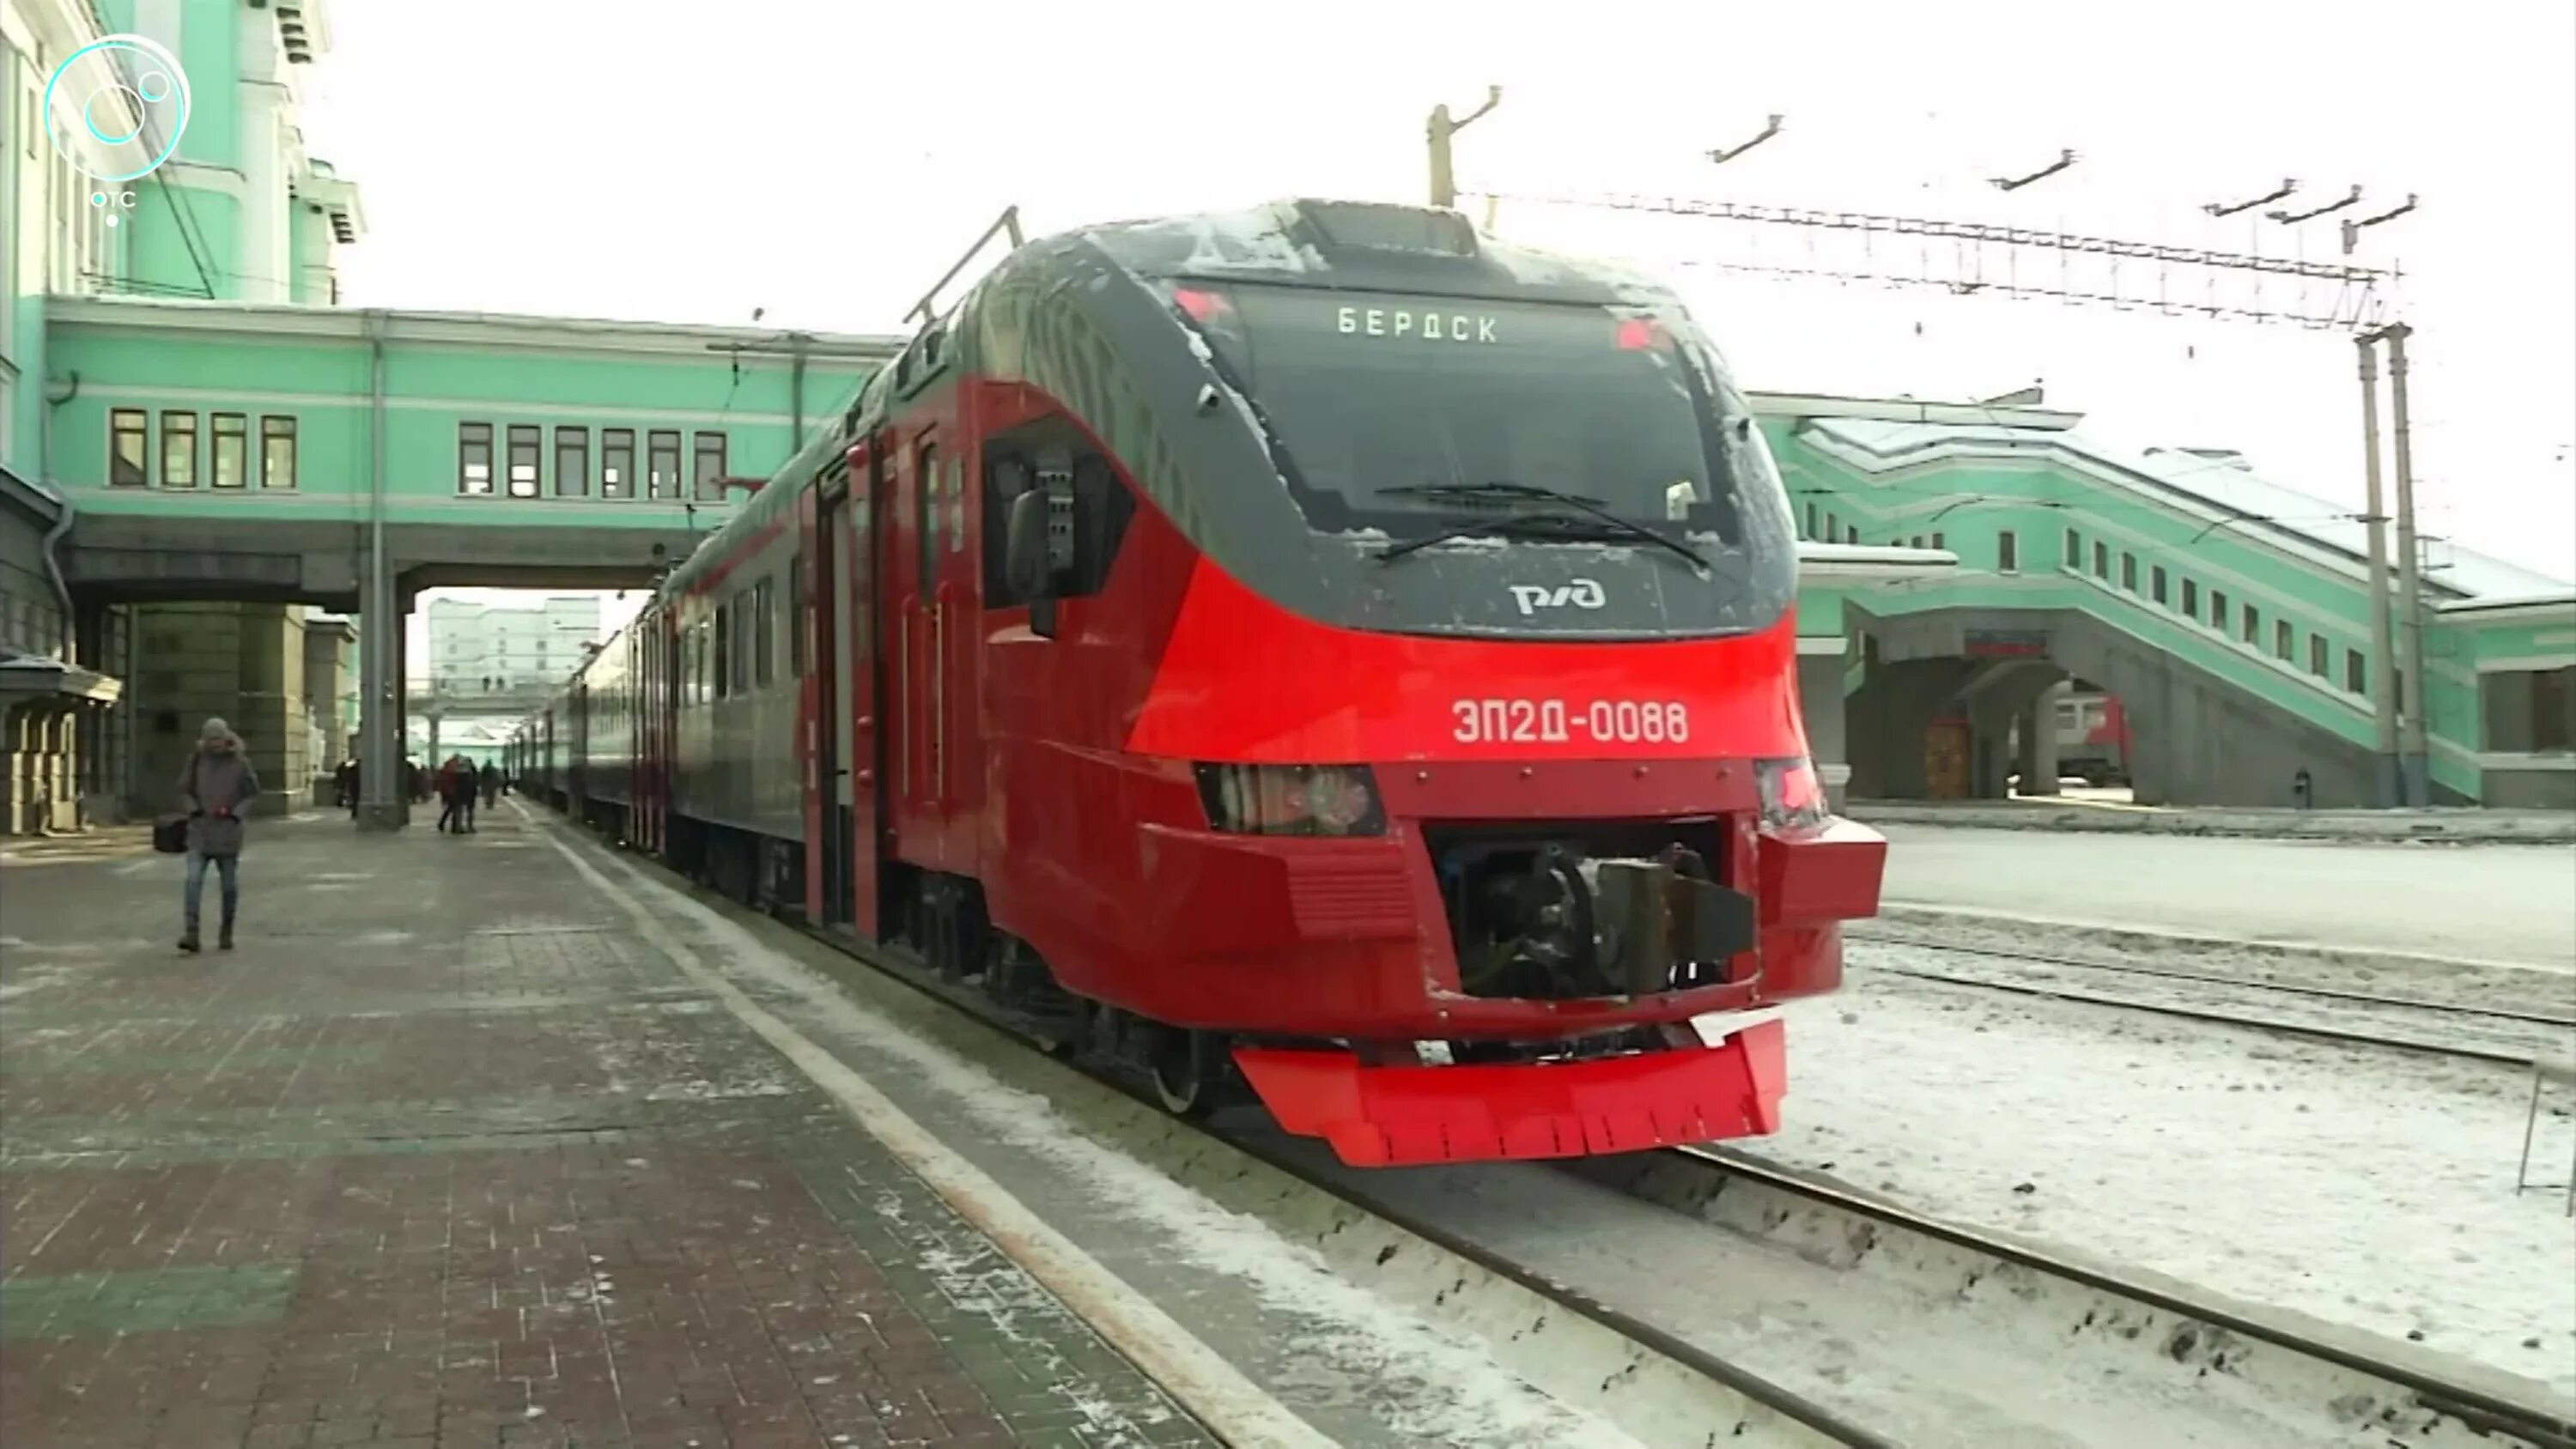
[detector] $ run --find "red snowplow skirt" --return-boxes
[1233,1019,1787,1168]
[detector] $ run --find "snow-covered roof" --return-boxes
[1799,415,2573,603]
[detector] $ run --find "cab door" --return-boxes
[847,439,884,937]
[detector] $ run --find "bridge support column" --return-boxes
[356,562,406,831]
[2017,682,2064,796]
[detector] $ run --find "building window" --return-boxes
[259,416,298,488]
[2242,604,2260,646]
[2180,579,2198,618]
[507,425,541,497]
[693,432,728,501]
[2063,528,2081,568]
[1930,531,1945,550]
[1909,535,1923,549]
[459,423,495,494]
[2092,541,2108,579]
[109,409,148,485]
[753,575,775,688]
[161,412,197,487]
[2275,620,2294,660]
[647,430,682,499]
[2309,634,2330,676]
[1997,530,2019,573]
[1825,511,1838,541]
[2121,553,2137,591]
[211,414,248,488]
[1805,502,1820,537]
[2346,649,2366,694]
[555,427,589,497]
[2208,590,2228,633]
[602,428,635,499]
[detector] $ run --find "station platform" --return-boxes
[0,809,1213,1449]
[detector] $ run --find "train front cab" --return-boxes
[829,200,1888,1168]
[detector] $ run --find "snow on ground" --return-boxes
[1877,825,2576,971]
[1750,949,2576,1398]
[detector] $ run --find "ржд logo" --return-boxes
[1507,579,1607,616]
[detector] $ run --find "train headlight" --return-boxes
[1753,755,1831,834]
[1194,763,1387,837]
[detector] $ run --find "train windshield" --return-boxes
[1170,282,1745,542]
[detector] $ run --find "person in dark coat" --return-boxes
[176,718,261,953]
[435,755,467,834]
[479,761,499,809]
[454,755,479,834]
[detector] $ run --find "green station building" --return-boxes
[3,0,2569,834]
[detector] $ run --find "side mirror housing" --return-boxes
[1005,489,1054,602]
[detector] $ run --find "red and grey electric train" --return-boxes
[509,199,1888,1168]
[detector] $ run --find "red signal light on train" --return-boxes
[1172,288,1229,322]
[1614,318,1667,350]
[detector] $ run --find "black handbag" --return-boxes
[152,815,190,853]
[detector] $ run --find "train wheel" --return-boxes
[1149,1027,1218,1118]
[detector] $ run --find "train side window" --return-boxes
[1064,456,1134,597]
[753,576,775,688]
[714,603,731,699]
[732,594,752,694]
[916,441,939,585]
[787,556,805,677]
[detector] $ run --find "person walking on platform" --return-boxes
[176,718,260,954]
[455,755,480,834]
[479,761,499,811]
[435,755,465,834]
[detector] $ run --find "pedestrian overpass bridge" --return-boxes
[39,295,905,610]
[1769,397,2576,809]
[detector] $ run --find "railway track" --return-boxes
[1574,1147,2576,1449]
[549,805,2574,1447]
[1852,936,2576,1064]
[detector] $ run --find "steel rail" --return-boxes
[1618,1147,2576,1449]
[1863,940,2566,1065]
[1850,931,2576,1028]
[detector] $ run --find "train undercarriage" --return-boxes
[578,797,1847,1168]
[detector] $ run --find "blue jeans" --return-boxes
[184,850,240,931]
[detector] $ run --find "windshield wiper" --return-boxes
[1381,481,1611,509]
[1376,481,1708,569]
[1377,508,1709,569]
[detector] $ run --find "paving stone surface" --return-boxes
[1,809,1212,1448]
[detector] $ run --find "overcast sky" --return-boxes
[307,0,2574,661]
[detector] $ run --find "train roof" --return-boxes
[657,198,1709,615]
